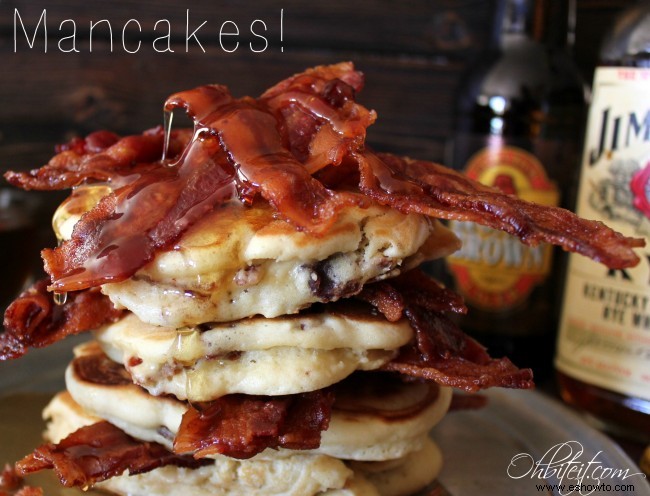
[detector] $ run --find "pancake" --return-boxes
[43,392,359,496]
[98,466,380,496]
[351,439,443,496]
[44,391,441,496]
[95,441,440,496]
[65,342,452,462]
[54,191,459,328]
[95,304,414,401]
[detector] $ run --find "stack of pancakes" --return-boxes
[42,193,461,495]
[6,62,642,496]
[3,60,643,496]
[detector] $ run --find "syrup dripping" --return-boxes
[173,327,197,354]
[53,291,68,305]
[185,371,196,407]
[53,216,69,306]
[162,109,173,162]
[51,130,238,292]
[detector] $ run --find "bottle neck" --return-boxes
[542,0,575,51]
[499,0,573,50]
[600,0,650,67]
[500,0,533,46]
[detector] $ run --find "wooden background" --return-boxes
[0,0,636,283]
[0,0,635,170]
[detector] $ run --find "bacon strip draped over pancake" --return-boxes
[175,390,334,459]
[4,128,192,192]
[71,350,431,461]
[0,270,529,392]
[2,62,642,293]
[14,373,435,484]
[358,152,643,270]
[359,270,534,392]
[1,270,531,393]
[0,278,123,360]
[13,358,482,485]
[16,422,211,488]
[68,348,333,460]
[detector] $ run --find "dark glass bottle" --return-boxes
[435,0,587,380]
[556,0,650,441]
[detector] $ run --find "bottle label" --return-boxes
[447,144,559,310]
[556,67,650,401]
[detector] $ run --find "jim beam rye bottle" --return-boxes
[443,0,586,378]
[556,0,650,440]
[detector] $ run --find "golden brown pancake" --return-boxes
[65,342,451,462]
[95,306,413,401]
[54,192,459,328]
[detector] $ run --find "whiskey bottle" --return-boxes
[441,0,586,379]
[556,0,650,440]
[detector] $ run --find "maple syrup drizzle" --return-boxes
[51,121,240,291]
[162,109,173,162]
[53,291,68,305]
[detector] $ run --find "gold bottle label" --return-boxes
[556,67,650,401]
[447,144,559,310]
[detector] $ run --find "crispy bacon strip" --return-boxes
[383,335,534,392]
[165,84,367,235]
[261,61,372,174]
[0,464,23,493]
[4,62,643,293]
[1,463,44,495]
[4,128,191,191]
[174,390,334,459]
[357,268,466,322]
[1,278,122,360]
[357,152,643,269]
[40,72,371,292]
[16,422,211,488]
[42,142,240,291]
[70,349,431,460]
[357,270,534,392]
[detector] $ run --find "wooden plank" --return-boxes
[0,45,461,174]
[0,1,495,176]
[0,0,635,176]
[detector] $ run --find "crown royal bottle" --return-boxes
[442,0,586,378]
